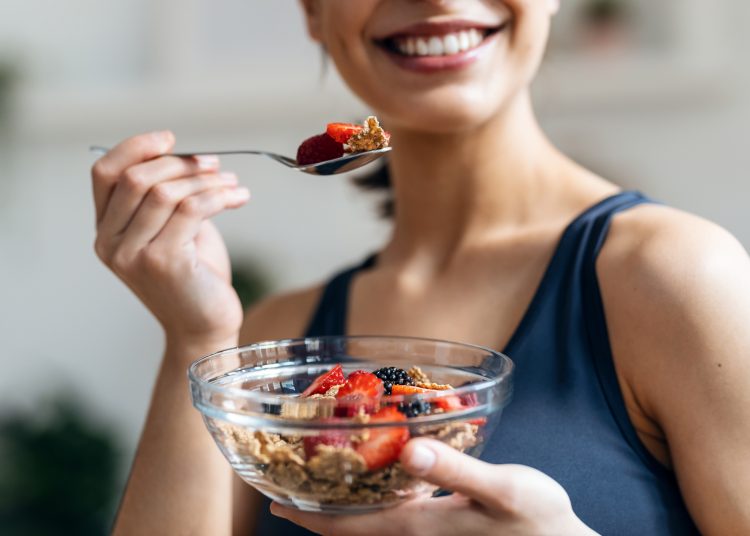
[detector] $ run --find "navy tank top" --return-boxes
[255,191,699,535]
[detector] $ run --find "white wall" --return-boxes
[1,1,748,465]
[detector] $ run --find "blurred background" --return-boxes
[1,0,748,533]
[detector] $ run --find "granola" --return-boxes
[215,365,481,507]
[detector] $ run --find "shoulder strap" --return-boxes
[579,191,671,476]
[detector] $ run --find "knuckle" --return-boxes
[93,236,111,263]
[494,472,523,515]
[91,158,111,180]
[178,195,203,216]
[122,167,148,192]
[149,183,176,205]
[141,246,167,272]
[110,248,132,272]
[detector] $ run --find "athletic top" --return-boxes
[255,191,699,535]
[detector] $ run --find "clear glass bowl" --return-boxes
[189,336,513,513]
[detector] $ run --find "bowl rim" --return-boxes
[188,335,514,424]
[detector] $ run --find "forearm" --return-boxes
[113,338,236,535]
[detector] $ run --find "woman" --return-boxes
[91,1,750,534]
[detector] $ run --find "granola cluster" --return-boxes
[345,116,390,153]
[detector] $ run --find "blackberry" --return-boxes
[373,367,415,395]
[398,400,432,418]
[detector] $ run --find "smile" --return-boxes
[373,20,508,73]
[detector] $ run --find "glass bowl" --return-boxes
[189,336,513,513]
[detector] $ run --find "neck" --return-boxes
[381,91,572,267]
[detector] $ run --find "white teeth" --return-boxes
[443,33,460,55]
[458,31,471,52]
[393,29,489,57]
[427,36,444,56]
[468,29,483,48]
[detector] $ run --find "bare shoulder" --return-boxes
[597,201,750,374]
[596,202,750,532]
[239,284,324,345]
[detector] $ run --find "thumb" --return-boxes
[400,437,505,509]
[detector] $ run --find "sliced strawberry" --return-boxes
[296,133,345,165]
[303,426,351,459]
[433,395,464,412]
[355,406,409,471]
[301,364,345,397]
[335,370,384,416]
[326,122,364,144]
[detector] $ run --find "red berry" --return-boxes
[296,133,345,165]
[335,371,384,416]
[326,122,364,144]
[303,427,351,459]
[301,364,345,397]
[355,406,410,471]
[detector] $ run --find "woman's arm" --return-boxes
[599,205,750,534]
[114,339,236,535]
[91,131,251,534]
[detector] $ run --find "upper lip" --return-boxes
[374,19,505,41]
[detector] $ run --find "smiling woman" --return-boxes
[92,1,750,535]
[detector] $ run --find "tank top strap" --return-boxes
[304,254,377,337]
[577,191,669,475]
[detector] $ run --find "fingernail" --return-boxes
[196,155,220,170]
[219,172,238,185]
[407,443,436,475]
[231,186,251,201]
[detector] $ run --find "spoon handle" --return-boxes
[89,146,267,158]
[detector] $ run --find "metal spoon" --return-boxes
[89,146,391,176]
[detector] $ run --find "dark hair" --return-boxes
[352,162,394,218]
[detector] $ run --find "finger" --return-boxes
[116,172,238,253]
[98,154,221,235]
[91,130,175,223]
[152,186,250,248]
[399,438,512,511]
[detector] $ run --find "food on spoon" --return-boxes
[296,133,346,166]
[296,116,391,166]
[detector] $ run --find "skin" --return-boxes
[92,0,750,534]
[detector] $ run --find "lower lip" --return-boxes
[378,31,501,74]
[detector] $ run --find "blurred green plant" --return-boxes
[0,60,19,123]
[0,395,120,536]
[232,260,273,310]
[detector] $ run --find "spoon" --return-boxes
[89,146,391,176]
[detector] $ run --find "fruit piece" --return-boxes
[433,394,464,412]
[296,133,345,166]
[301,364,345,397]
[398,399,432,418]
[391,384,463,413]
[335,370,384,416]
[326,122,364,144]
[355,406,409,470]
[390,384,432,395]
[303,426,351,459]
[373,367,415,395]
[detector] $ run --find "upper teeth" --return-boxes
[396,29,485,57]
